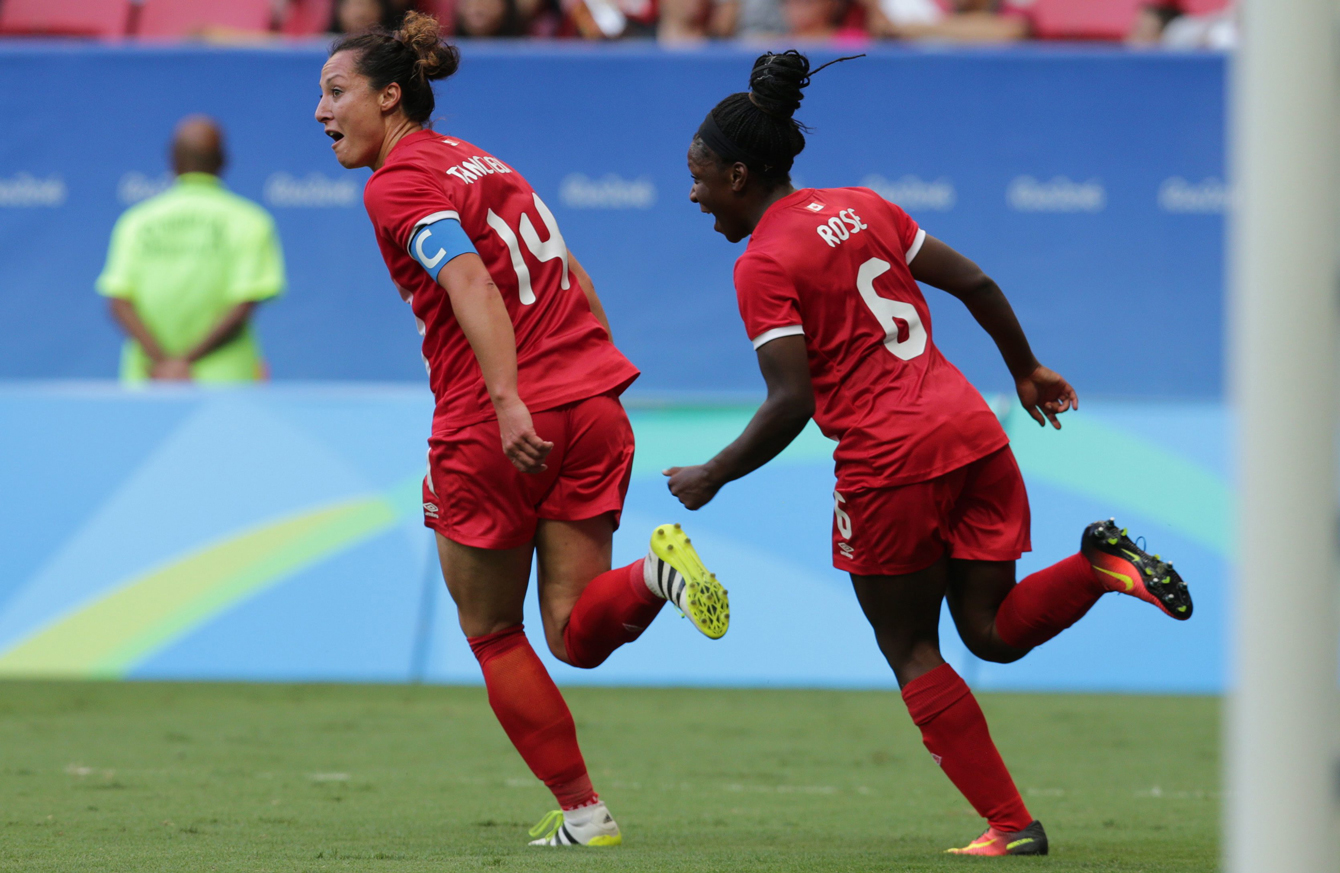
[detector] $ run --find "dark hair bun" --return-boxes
[398,10,460,82]
[330,10,459,125]
[748,50,811,119]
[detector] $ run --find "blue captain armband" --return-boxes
[408,211,476,278]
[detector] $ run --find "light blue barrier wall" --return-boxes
[0,44,1225,399]
[0,385,1229,692]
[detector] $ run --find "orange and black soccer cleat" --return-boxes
[1081,519,1192,620]
[947,820,1049,856]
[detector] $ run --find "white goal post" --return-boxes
[1228,1,1340,871]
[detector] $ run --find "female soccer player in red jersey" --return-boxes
[666,50,1194,857]
[314,12,729,847]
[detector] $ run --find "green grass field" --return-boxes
[0,682,1218,872]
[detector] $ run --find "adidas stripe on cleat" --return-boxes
[1081,519,1193,620]
[527,802,622,847]
[947,820,1049,856]
[645,523,730,639]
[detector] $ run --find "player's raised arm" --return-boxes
[664,333,814,510]
[909,234,1078,429]
[436,252,554,472]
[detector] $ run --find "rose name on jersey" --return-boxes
[815,208,870,248]
[443,155,513,185]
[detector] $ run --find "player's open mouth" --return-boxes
[326,130,344,148]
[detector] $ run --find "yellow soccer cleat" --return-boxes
[527,804,622,847]
[646,523,730,640]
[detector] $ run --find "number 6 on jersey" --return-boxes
[857,257,926,361]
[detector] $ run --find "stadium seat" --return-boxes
[1178,0,1230,13]
[0,0,133,36]
[1027,0,1143,41]
[280,0,335,35]
[135,0,275,37]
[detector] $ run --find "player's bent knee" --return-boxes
[962,634,1029,664]
[554,627,609,670]
[559,649,608,670]
[547,638,577,666]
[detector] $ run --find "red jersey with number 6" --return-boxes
[734,187,1007,490]
[363,129,639,431]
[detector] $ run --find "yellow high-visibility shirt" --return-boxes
[96,173,285,383]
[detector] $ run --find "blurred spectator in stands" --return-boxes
[97,117,285,385]
[706,0,782,38]
[567,0,658,38]
[330,0,398,32]
[521,0,564,34]
[781,0,863,40]
[1128,2,1178,43]
[1128,1,1235,48]
[658,0,710,40]
[863,0,1030,42]
[457,0,524,35]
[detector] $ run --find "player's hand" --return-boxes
[150,358,193,381]
[1016,364,1078,430]
[495,398,553,474]
[663,465,721,510]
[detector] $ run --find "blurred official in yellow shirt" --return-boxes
[97,116,285,384]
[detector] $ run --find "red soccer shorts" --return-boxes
[422,392,635,549]
[832,446,1031,576]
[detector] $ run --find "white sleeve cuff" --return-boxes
[406,210,461,254]
[751,324,805,350]
[905,227,926,264]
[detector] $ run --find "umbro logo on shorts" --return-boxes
[423,502,440,518]
[839,542,854,555]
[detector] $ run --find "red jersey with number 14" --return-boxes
[363,129,639,431]
[735,187,1007,490]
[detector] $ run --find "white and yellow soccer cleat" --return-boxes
[527,802,622,847]
[645,523,730,640]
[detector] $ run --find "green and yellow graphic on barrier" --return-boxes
[0,478,421,679]
[0,395,1230,688]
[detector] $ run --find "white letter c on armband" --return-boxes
[414,228,447,271]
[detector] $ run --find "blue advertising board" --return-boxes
[0,44,1225,399]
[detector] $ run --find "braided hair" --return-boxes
[695,50,864,186]
[695,51,813,186]
[330,11,460,126]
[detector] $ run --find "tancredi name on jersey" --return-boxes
[816,208,869,248]
[444,155,513,185]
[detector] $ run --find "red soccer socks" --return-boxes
[563,559,664,669]
[901,664,1033,834]
[465,561,664,809]
[994,553,1106,651]
[467,625,597,810]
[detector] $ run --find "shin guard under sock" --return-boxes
[563,559,664,669]
[902,664,1032,833]
[995,553,1106,651]
[468,625,597,809]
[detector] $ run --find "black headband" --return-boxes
[696,110,766,169]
